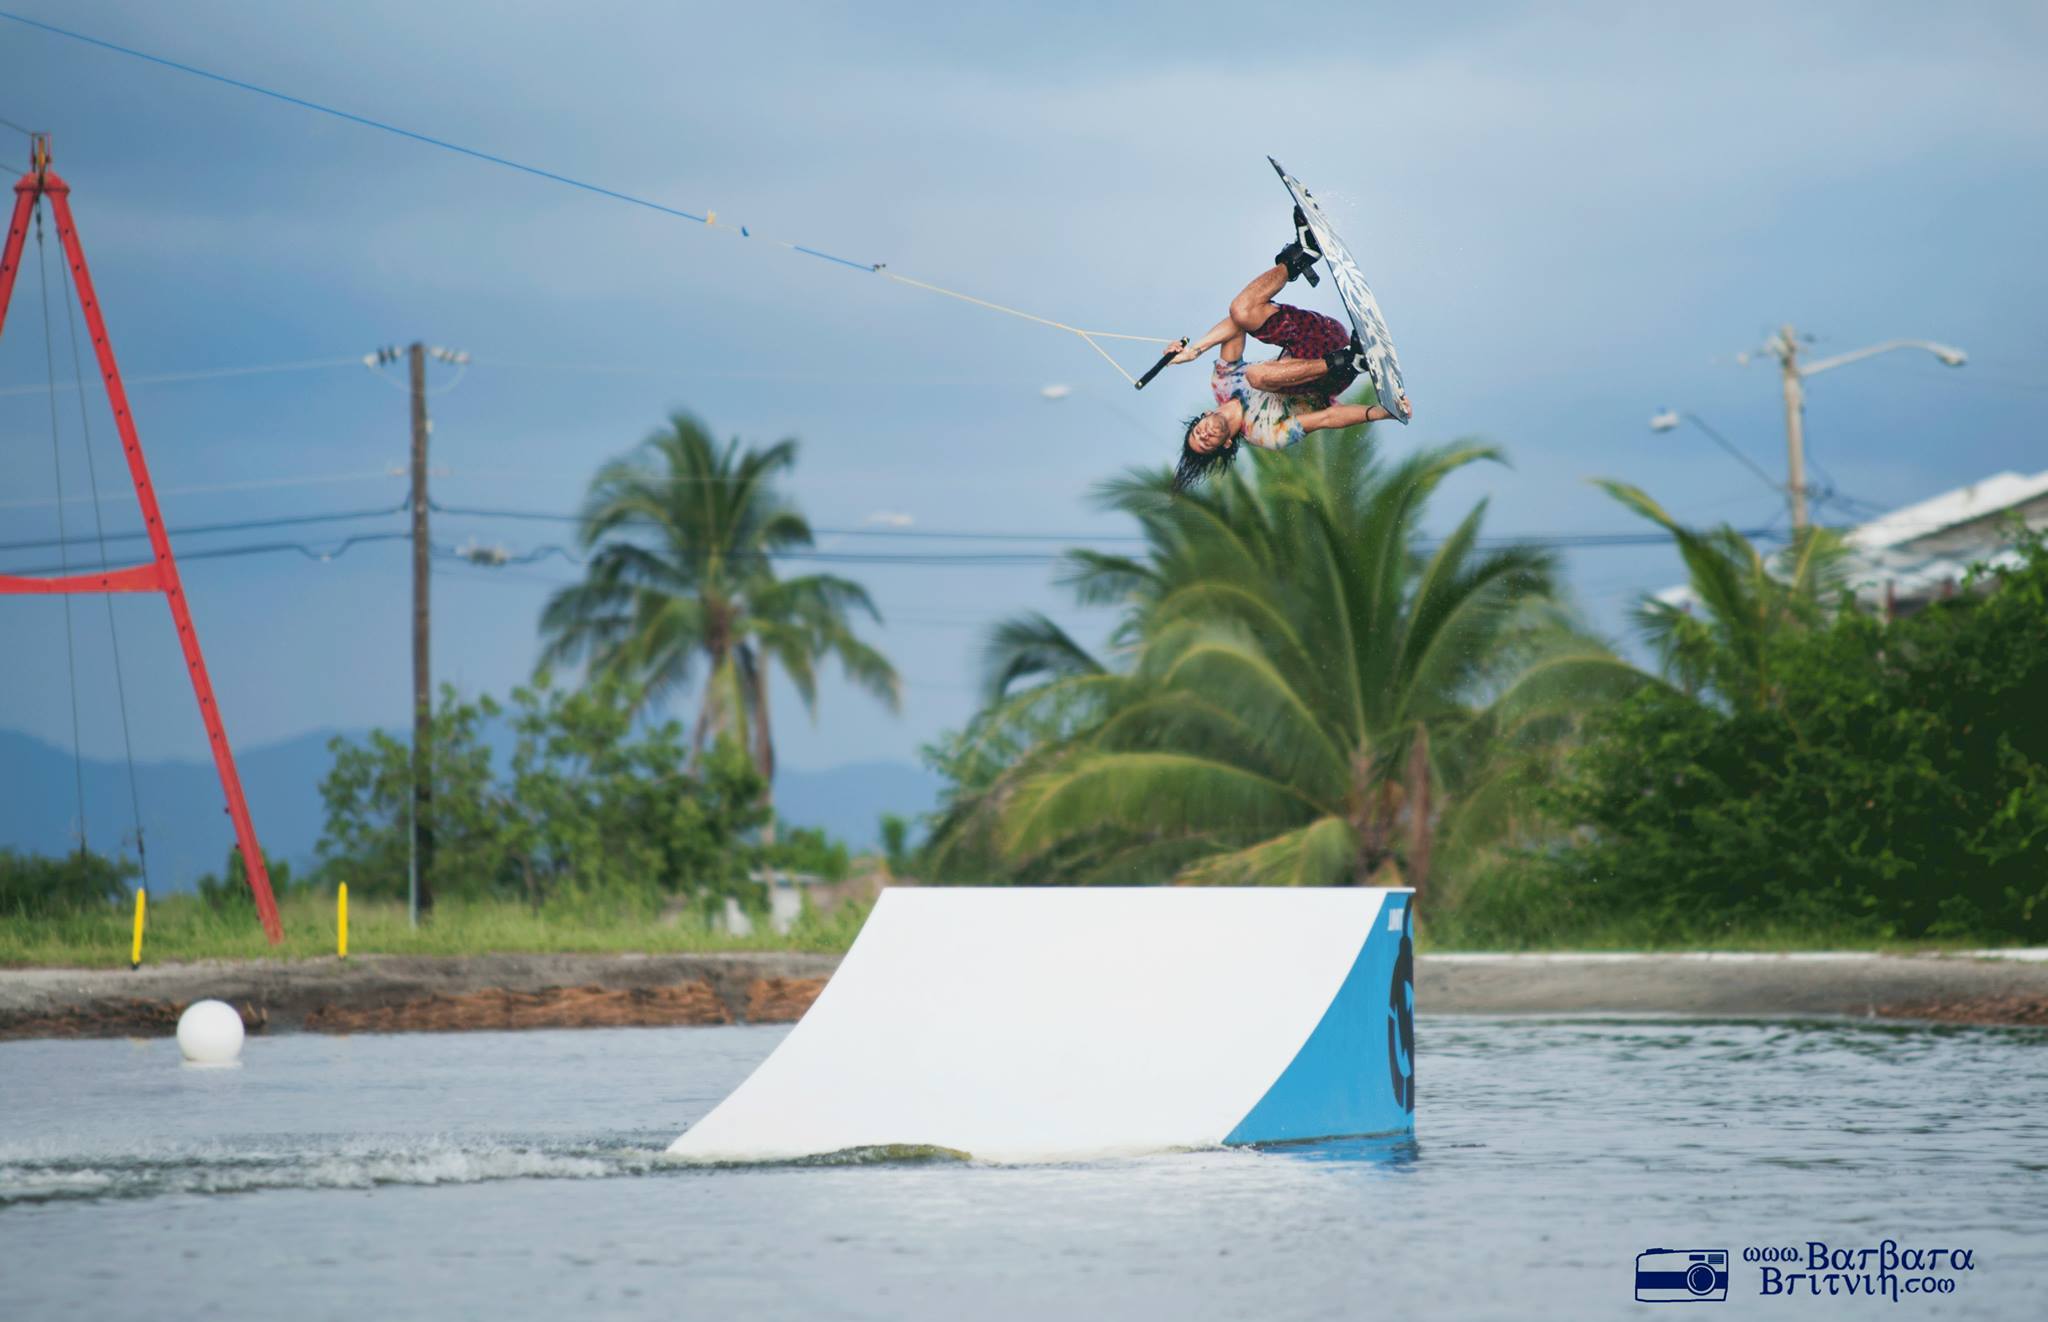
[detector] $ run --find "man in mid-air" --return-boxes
[1162,222,1410,490]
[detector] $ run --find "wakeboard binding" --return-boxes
[1324,337,1370,380]
[1275,207,1323,286]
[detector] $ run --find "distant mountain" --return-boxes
[0,727,340,892]
[773,761,946,851]
[0,728,943,891]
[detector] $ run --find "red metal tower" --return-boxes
[0,137,284,943]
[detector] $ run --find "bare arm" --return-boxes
[1168,266,1291,371]
[1172,315,1246,365]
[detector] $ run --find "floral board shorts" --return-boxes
[1252,304,1359,395]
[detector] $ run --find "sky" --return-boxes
[1,0,2044,783]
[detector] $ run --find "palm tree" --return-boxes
[941,429,1624,890]
[1599,481,1845,712]
[537,414,900,804]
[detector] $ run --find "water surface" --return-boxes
[3,1017,2043,1319]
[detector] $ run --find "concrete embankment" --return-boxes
[1422,951,2048,1025]
[0,952,840,1039]
[2,949,2046,1041]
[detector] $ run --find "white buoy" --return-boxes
[176,999,245,1066]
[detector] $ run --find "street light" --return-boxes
[1650,409,1785,500]
[1739,326,1966,530]
[1799,338,1966,376]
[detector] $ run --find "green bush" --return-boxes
[315,675,771,910]
[196,849,315,913]
[1516,535,2048,943]
[0,847,136,917]
[764,825,851,881]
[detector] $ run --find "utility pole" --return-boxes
[1775,324,1808,532]
[408,341,435,919]
[366,341,466,926]
[1748,326,1965,534]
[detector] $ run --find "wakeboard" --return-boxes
[1268,158,1410,423]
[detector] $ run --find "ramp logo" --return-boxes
[1636,1249,1730,1303]
[1385,922,1415,1112]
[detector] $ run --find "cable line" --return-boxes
[30,199,89,862]
[0,10,1174,382]
[58,228,149,885]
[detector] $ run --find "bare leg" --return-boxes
[1174,264,1297,366]
[1245,355,1331,392]
[1228,264,1290,334]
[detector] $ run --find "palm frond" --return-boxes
[981,613,1105,702]
[1001,751,1320,857]
[1175,815,1356,887]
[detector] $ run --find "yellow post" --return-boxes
[130,888,146,969]
[337,883,349,960]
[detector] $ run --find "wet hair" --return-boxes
[1173,411,1238,493]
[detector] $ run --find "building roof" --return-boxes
[1652,467,2048,613]
[1844,469,2048,551]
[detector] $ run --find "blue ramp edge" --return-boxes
[1224,895,1415,1145]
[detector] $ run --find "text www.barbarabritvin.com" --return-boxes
[1635,1241,1978,1304]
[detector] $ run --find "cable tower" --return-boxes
[0,136,284,942]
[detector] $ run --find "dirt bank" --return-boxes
[0,952,836,1040]
[3,950,2045,1041]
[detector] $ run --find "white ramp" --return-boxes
[668,887,1415,1162]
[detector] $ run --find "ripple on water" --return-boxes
[0,1136,665,1207]
[1,1018,2044,1321]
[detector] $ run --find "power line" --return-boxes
[12,489,1930,574]
[464,357,1024,389]
[0,354,362,398]
[0,500,407,555]
[0,10,1172,381]
[0,351,1090,399]
[423,503,1785,552]
[0,468,405,511]
[0,530,410,577]
[428,500,1145,543]
[424,500,1790,551]
[7,524,1801,580]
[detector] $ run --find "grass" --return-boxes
[1412,854,2033,953]
[5,888,2017,971]
[1414,915,2005,955]
[0,891,870,970]
[1416,899,2015,954]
